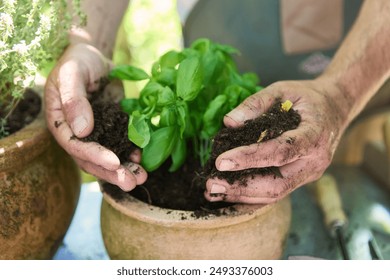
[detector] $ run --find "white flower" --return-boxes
[0,12,14,37]
[0,13,13,26]
[12,41,29,55]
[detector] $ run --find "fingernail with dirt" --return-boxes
[124,162,141,175]
[218,159,238,171]
[71,116,88,135]
[210,184,227,194]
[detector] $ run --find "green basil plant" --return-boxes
[109,38,263,172]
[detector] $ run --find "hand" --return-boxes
[44,43,147,191]
[204,79,347,204]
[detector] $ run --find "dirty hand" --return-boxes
[205,80,347,204]
[44,43,147,191]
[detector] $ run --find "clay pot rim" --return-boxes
[102,186,283,229]
[0,108,50,171]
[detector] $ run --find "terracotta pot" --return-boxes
[101,187,291,260]
[0,111,81,259]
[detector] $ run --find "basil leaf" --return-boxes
[202,95,227,138]
[128,112,150,148]
[223,85,241,110]
[159,106,177,127]
[159,50,184,68]
[214,42,240,55]
[176,56,203,101]
[109,65,149,81]
[201,50,220,86]
[141,126,178,171]
[242,72,260,88]
[190,38,211,53]
[120,98,141,114]
[140,81,165,95]
[155,67,177,86]
[238,87,252,103]
[140,81,164,107]
[169,137,187,172]
[157,86,175,106]
[176,102,188,138]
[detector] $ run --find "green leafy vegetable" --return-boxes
[108,65,150,81]
[176,56,203,101]
[141,126,178,171]
[127,112,150,148]
[109,38,263,172]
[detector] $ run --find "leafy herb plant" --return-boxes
[109,38,263,172]
[0,0,85,138]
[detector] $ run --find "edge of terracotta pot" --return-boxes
[101,184,291,229]
[0,98,81,259]
[0,110,50,171]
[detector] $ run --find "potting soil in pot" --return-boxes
[0,89,41,135]
[82,93,301,214]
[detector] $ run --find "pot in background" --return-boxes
[0,112,81,259]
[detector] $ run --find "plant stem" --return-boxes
[3,98,21,121]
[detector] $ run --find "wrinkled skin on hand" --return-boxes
[204,80,347,204]
[44,43,147,191]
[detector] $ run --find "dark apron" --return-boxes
[183,0,363,86]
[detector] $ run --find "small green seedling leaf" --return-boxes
[109,65,149,81]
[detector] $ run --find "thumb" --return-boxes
[66,96,94,138]
[224,92,275,128]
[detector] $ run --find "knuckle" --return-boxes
[62,96,77,111]
[274,144,299,166]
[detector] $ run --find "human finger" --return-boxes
[214,128,315,171]
[205,158,323,204]
[129,148,142,163]
[76,158,147,191]
[45,87,120,171]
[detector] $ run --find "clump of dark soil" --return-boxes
[102,154,234,215]
[82,94,134,162]
[203,100,301,186]
[0,89,41,135]
[83,88,301,213]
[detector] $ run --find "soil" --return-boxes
[0,89,41,135]
[82,93,134,162]
[203,100,301,186]
[83,90,301,213]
